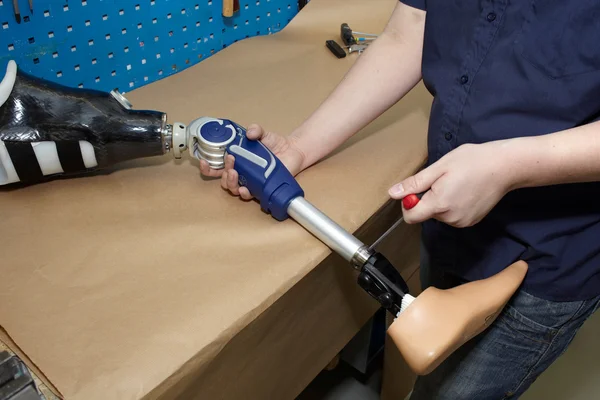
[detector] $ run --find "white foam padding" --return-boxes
[79,140,98,168]
[32,141,64,176]
[0,140,19,185]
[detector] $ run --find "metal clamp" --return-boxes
[109,90,133,110]
[0,351,43,400]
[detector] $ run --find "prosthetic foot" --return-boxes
[388,261,528,375]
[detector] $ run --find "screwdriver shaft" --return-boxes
[368,216,404,253]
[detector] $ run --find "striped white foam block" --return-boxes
[0,140,97,185]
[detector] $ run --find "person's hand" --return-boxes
[199,124,306,200]
[388,141,517,227]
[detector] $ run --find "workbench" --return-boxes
[0,1,431,398]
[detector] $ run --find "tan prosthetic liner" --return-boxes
[388,261,528,376]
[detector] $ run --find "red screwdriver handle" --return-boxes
[402,193,423,210]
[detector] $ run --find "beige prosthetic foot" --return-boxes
[388,261,528,375]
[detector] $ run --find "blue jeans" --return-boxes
[409,242,600,400]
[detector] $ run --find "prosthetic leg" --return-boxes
[0,60,529,376]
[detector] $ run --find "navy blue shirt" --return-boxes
[401,0,600,301]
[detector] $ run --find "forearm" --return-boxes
[290,4,425,170]
[507,120,600,189]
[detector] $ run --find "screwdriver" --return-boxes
[368,193,422,252]
[13,0,21,23]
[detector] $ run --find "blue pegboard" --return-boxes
[0,0,299,92]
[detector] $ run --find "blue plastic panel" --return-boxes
[0,0,299,92]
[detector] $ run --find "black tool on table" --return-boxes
[326,39,346,59]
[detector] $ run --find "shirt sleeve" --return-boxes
[399,0,426,11]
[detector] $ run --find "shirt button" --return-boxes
[445,132,453,141]
[460,75,469,84]
[487,12,496,22]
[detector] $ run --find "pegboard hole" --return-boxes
[44,10,50,17]
[156,53,161,59]
[196,38,201,43]
[112,70,116,76]
[158,69,163,75]
[222,28,225,33]
[33,58,40,64]
[288,4,291,9]
[183,26,187,31]
[92,58,97,64]
[256,1,260,5]
[170,48,175,53]
[135,4,140,11]
[209,33,214,39]
[74,64,80,71]
[82,0,88,6]
[140,41,145,47]
[63,5,69,12]
[119,9,124,16]
[95,77,100,83]
[167,13,172,19]
[85,20,91,26]
[278,8,280,13]
[122,28,127,34]
[108,52,114,58]
[78,83,83,88]
[28,37,35,44]
[67,25,73,32]
[234,24,238,29]
[151,0,156,5]
[106,34,111,40]
[181,8,186,14]
[129,82,134,88]
[142,59,147,64]
[2,22,8,29]
[71,45,77,52]
[88,39,94,46]
[198,54,203,59]
[169,31,174,36]
[103,14,108,20]
[153,18,157,24]
[210,49,215,54]
[138,23,143,29]
[144,76,149,82]
[52,52,59,58]
[184,42,189,49]
[245,4,249,10]
[0,1,3,6]
[208,0,213,5]
[154,36,159,42]
[245,20,249,25]
[127,64,132,70]
[124,46,130,53]
[172,64,177,70]
[256,16,260,21]
[196,21,200,27]
[56,71,63,78]
[267,12,271,17]
[195,4,200,10]
[209,17,213,22]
